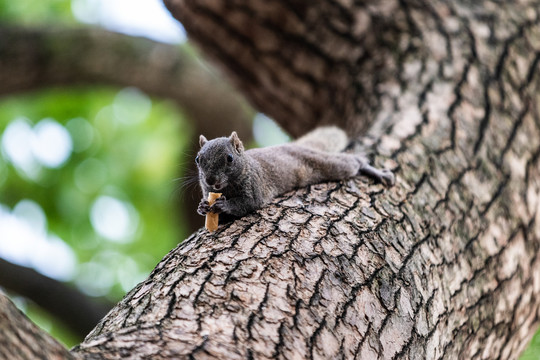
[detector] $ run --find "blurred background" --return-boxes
[0,0,538,358]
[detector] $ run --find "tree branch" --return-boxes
[2,0,540,359]
[0,24,252,139]
[0,291,77,360]
[0,257,112,338]
[0,24,254,231]
[72,0,540,358]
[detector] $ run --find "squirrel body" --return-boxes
[196,127,394,218]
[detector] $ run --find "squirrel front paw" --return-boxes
[197,199,211,216]
[210,196,227,214]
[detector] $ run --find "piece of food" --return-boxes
[205,192,222,232]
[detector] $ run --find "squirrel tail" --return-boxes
[294,126,349,153]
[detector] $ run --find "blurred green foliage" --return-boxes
[0,0,74,24]
[521,330,540,360]
[0,87,191,346]
[0,0,196,347]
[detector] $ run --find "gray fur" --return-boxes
[196,126,394,218]
[294,126,349,152]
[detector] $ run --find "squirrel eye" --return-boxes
[226,154,234,163]
[195,155,200,164]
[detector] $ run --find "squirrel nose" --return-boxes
[206,176,216,186]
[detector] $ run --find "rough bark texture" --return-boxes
[2,0,540,359]
[0,292,78,360]
[70,1,540,359]
[164,0,406,138]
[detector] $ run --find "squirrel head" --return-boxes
[196,131,245,192]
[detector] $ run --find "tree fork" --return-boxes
[76,0,540,358]
[2,0,540,359]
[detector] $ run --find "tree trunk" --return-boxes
[70,0,540,358]
[4,0,540,359]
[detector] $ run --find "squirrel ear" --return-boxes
[229,131,244,153]
[199,135,208,147]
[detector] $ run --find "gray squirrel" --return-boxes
[196,126,394,219]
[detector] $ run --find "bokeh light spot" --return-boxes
[1,117,40,178]
[253,113,290,147]
[71,0,187,44]
[0,200,76,281]
[90,195,138,243]
[76,261,115,297]
[113,87,152,125]
[31,118,73,168]
[13,199,47,235]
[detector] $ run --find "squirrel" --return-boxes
[196,126,395,219]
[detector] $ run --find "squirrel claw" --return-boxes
[210,196,227,214]
[197,199,210,216]
[359,164,395,187]
[380,169,395,187]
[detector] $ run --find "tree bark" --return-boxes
[163,0,407,138]
[70,0,540,359]
[0,291,79,360]
[3,0,540,359]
